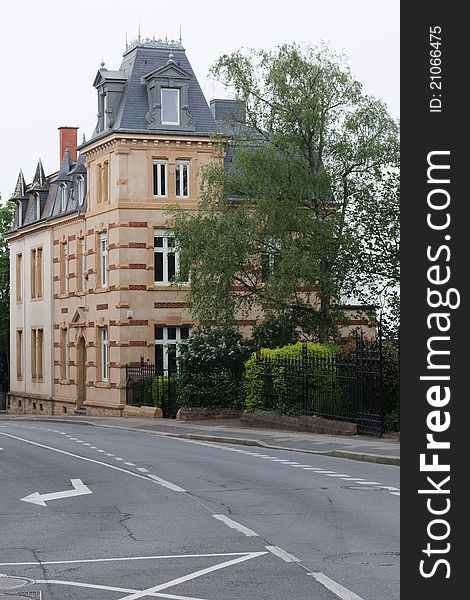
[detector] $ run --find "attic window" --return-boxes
[18,204,22,227]
[35,194,41,220]
[161,89,180,125]
[77,175,85,206]
[59,184,67,211]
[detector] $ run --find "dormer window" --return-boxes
[59,184,67,211]
[35,194,41,220]
[161,89,180,125]
[18,204,22,227]
[77,175,85,206]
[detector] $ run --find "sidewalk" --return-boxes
[1,414,399,466]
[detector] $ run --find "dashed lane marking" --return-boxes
[147,474,186,493]
[213,515,259,537]
[265,545,301,563]
[310,572,364,600]
[137,467,149,473]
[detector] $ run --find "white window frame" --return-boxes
[35,194,41,219]
[154,326,190,371]
[18,204,22,227]
[175,160,190,198]
[64,242,69,294]
[153,160,167,197]
[100,327,108,381]
[161,88,180,125]
[103,93,108,130]
[99,232,107,287]
[59,183,67,211]
[154,230,179,284]
[77,175,85,206]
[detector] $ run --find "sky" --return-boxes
[0,0,399,202]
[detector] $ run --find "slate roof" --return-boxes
[8,153,87,232]
[86,41,217,143]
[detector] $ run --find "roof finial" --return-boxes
[101,56,105,68]
[125,30,128,50]
[83,133,86,144]
[179,25,182,46]
[138,22,141,43]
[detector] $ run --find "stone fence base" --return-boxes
[241,412,357,435]
[176,406,243,421]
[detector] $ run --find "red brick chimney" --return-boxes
[58,126,79,164]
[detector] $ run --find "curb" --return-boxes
[1,416,400,466]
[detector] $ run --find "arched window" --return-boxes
[77,175,85,206]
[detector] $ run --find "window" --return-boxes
[161,88,180,125]
[16,330,23,379]
[99,232,107,287]
[175,161,189,198]
[77,236,86,292]
[31,328,43,380]
[97,164,103,204]
[30,247,43,299]
[99,327,108,381]
[102,161,109,202]
[103,93,108,129]
[155,325,190,372]
[60,241,68,294]
[59,184,67,211]
[16,253,22,302]
[77,175,85,206]
[18,204,22,227]
[60,328,69,380]
[153,161,167,197]
[35,194,41,220]
[154,230,180,283]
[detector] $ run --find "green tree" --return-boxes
[344,162,400,337]
[171,44,399,341]
[0,199,15,389]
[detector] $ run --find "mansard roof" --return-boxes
[84,38,217,144]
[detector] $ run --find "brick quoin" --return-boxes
[68,234,76,242]
[130,341,147,346]
[53,239,60,245]
[129,320,148,326]
[154,302,186,309]
[130,285,146,290]
[97,304,108,311]
[61,308,68,313]
[129,264,147,269]
[129,242,147,248]
[128,222,148,228]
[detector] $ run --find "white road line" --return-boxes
[124,462,136,466]
[89,446,97,449]
[325,474,350,477]
[116,552,267,600]
[301,467,323,470]
[147,474,186,492]
[310,572,364,600]
[314,471,336,474]
[137,467,149,472]
[379,486,400,492]
[0,431,182,489]
[213,515,259,537]
[35,580,208,599]
[96,449,106,452]
[390,491,400,496]
[114,457,124,461]
[105,453,114,457]
[357,481,382,485]
[290,465,310,468]
[0,551,256,566]
[83,443,92,446]
[265,545,301,563]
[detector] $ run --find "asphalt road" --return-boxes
[0,421,399,600]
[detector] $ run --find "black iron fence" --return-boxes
[254,335,384,436]
[125,359,179,418]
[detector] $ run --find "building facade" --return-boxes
[7,37,372,417]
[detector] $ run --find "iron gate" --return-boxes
[125,358,179,418]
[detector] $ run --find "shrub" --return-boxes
[177,327,251,408]
[244,342,339,415]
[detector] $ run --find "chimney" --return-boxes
[58,126,79,164]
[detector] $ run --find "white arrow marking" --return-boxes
[21,479,92,507]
